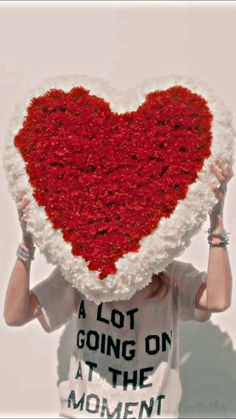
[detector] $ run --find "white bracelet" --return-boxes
[16,243,36,262]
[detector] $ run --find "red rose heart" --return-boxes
[14,85,212,279]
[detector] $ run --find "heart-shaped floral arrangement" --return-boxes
[3,75,234,303]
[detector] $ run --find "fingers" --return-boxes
[210,180,221,199]
[215,159,228,178]
[227,164,234,179]
[16,190,30,215]
[209,158,234,184]
[17,202,29,223]
[209,159,225,182]
[17,195,30,208]
[16,189,29,205]
[17,200,29,214]
[216,158,234,180]
[16,194,31,226]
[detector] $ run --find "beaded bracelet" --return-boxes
[207,234,229,248]
[208,238,229,247]
[207,234,229,243]
[16,243,36,262]
[208,241,229,248]
[204,227,230,248]
[205,227,230,243]
[206,227,230,238]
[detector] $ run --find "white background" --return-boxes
[1,1,236,417]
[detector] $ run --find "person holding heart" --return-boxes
[3,157,233,419]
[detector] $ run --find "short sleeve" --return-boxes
[31,265,77,333]
[171,260,208,321]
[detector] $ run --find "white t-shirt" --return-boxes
[31,259,207,419]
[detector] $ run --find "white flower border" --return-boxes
[2,74,235,304]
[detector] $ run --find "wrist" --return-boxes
[209,212,224,231]
[17,241,36,263]
[207,213,229,247]
[21,237,35,250]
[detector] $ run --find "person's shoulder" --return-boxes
[164,259,198,285]
[165,259,196,273]
[164,258,183,275]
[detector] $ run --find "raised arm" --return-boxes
[195,158,234,312]
[3,195,49,330]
